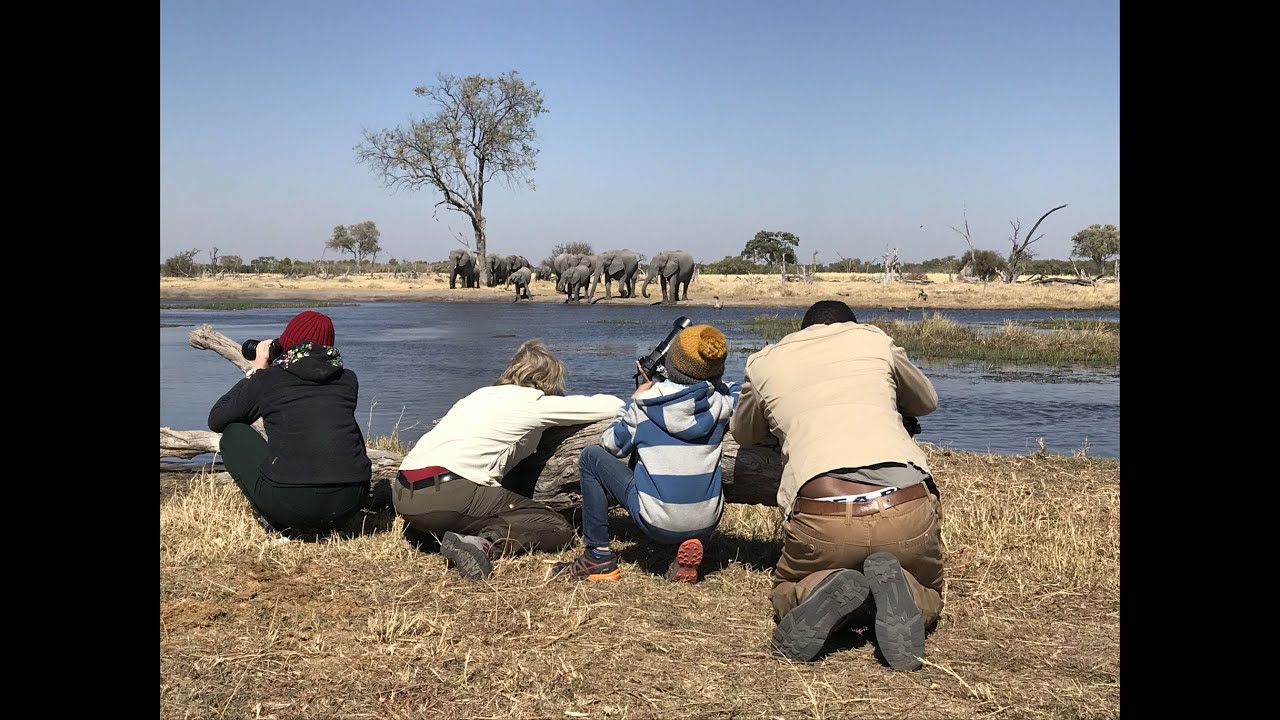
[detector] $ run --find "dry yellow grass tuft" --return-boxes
[161,446,1119,719]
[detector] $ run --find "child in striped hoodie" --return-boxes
[551,324,741,583]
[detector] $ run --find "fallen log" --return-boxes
[1029,277,1096,286]
[163,324,788,511]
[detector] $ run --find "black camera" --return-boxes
[636,316,693,385]
[241,338,283,365]
[903,416,923,437]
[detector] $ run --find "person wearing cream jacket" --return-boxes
[395,339,623,580]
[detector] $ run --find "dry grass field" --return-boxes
[160,272,1119,310]
[160,445,1120,720]
[161,270,1119,717]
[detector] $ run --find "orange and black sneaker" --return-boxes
[550,552,621,582]
[664,538,704,583]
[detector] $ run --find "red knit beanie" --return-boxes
[279,311,335,350]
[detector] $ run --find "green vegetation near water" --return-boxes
[159,302,358,311]
[745,313,1120,365]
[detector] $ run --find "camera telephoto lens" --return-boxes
[240,339,260,362]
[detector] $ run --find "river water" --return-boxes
[160,301,1119,460]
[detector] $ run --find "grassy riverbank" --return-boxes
[160,445,1119,719]
[745,313,1121,365]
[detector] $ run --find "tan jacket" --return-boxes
[730,322,938,515]
[399,385,624,487]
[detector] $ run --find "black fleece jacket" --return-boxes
[208,352,372,487]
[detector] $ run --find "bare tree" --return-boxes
[356,72,548,287]
[949,206,983,282]
[949,206,977,257]
[206,246,220,277]
[1002,204,1068,283]
[880,246,899,285]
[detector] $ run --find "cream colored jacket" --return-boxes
[399,384,625,487]
[730,322,938,515]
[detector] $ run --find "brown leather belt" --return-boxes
[793,482,929,517]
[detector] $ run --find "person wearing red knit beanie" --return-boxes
[208,311,371,540]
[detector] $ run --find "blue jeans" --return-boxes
[578,444,698,548]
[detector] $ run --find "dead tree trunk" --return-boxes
[163,325,788,510]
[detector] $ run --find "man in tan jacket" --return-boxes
[731,300,942,670]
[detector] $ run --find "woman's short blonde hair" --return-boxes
[495,339,566,395]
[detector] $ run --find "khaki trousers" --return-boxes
[772,492,945,628]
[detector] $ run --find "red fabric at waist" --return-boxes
[400,466,450,482]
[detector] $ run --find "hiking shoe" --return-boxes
[550,552,621,582]
[440,532,494,580]
[863,551,926,671]
[664,538,704,583]
[771,569,870,662]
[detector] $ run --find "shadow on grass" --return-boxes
[602,513,782,579]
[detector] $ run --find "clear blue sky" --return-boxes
[160,0,1119,265]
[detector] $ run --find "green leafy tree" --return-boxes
[958,250,1007,282]
[350,220,382,268]
[1070,224,1120,278]
[327,225,356,265]
[741,231,799,276]
[702,255,764,275]
[357,71,548,286]
[219,255,243,275]
[162,249,200,277]
[249,256,277,274]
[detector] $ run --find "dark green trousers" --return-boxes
[219,423,368,535]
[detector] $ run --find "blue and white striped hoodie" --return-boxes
[600,379,742,535]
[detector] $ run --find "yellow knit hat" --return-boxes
[669,324,727,380]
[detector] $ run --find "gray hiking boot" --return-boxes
[863,552,926,671]
[440,532,494,580]
[771,569,870,662]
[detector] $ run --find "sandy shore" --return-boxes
[161,272,1120,310]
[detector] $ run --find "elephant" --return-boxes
[486,254,514,287]
[448,249,479,289]
[508,255,532,273]
[561,265,592,303]
[588,249,641,301]
[551,252,590,293]
[641,250,696,303]
[535,263,554,282]
[506,266,533,302]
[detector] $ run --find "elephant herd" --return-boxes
[446,248,697,304]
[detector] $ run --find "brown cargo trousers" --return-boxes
[772,492,945,628]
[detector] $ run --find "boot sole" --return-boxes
[771,569,870,662]
[864,552,926,671]
[668,538,704,583]
[440,532,493,580]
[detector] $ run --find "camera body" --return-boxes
[903,416,922,437]
[241,338,283,365]
[636,316,693,384]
